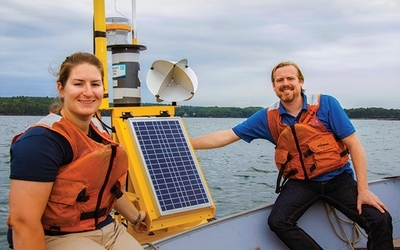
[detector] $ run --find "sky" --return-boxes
[0,0,399,109]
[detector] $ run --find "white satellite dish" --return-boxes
[146,59,198,103]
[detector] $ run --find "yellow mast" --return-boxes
[93,0,110,110]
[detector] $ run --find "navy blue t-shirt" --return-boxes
[10,126,73,182]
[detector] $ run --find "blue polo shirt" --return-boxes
[232,93,355,181]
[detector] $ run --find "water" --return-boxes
[0,116,399,248]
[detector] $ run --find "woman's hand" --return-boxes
[114,194,148,233]
[131,210,147,233]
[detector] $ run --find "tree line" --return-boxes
[0,96,399,119]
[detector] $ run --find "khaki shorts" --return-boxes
[45,221,143,250]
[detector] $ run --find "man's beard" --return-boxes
[276,88,299,103]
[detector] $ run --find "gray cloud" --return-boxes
[1,0,399,108]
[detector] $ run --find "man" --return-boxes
[191,61,393,249]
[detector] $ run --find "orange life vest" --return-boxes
[267,94,349,193]
[13,114,128,233]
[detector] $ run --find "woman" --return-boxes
[7,52,147,250]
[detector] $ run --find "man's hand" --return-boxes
[357,189,388,214]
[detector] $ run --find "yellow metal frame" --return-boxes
[110,107,215,242]
[93,1,216,244]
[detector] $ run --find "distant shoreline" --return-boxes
[0,115,399,121]
[0,96,399,119]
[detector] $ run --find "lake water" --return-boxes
[0,116,399,248]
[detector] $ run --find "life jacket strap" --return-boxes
[111,184,123,199]
[275,154,294,193]
[76,188,90,202]
[93,145,117,226]
[43,208,108,235]
[303,149,312,158]
[80,207,107,220]
[340,148,349,157]
[301,105,319,124]
[45,226,62,235]
[290,125,309,180]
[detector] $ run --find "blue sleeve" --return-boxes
[232,108,275,144]
[10,126,73,182]
[317,94,356,139]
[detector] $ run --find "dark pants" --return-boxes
[268,173,393,250]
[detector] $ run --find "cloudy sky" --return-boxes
[1,0,399,109]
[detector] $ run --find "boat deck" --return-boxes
[355,237,400,250]
[143,176,400,250]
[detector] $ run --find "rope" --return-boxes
[325,204,367,249]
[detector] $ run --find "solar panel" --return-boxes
[127,117,212,215]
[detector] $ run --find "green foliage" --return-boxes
[174,105,261,118]
[0,97,399,119]
[344,108,400,119]
[0,96,57,116]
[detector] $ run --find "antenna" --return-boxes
[146,59,198,105]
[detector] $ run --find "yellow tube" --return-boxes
[93,0,109,110]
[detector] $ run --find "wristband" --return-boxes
[130,212,142,226]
